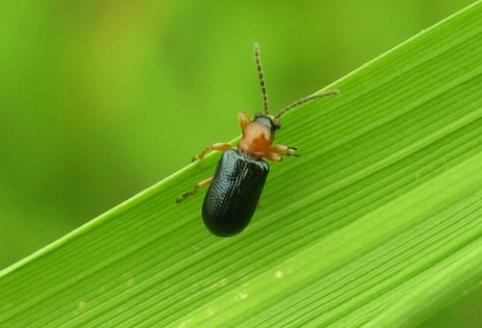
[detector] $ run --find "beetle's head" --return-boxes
[254,112,281,132]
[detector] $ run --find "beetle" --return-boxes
[176,43,338,237]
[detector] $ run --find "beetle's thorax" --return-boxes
[238,116,278,157]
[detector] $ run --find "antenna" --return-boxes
[274,90,339,120]
[254,43,269,115]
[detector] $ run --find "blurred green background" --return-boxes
[0,1,480,327]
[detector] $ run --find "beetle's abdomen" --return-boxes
[202,149,269,237]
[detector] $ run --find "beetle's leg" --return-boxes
[262,152,283,162]
[176,176,214,203]
[191,111,249,162]
[238,112,253,130]
[192,143,234,162]
[267,144,300,157]
[261,144,299,162]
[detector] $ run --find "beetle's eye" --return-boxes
[255,112,263,118]
[273,120,281,130]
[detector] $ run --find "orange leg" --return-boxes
[263,144,299,162]
[192,143,234,162]
[176,176,214,203]
[263,152,283,162]
[238,112,253,130]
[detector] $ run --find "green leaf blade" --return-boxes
[2,1,482,327]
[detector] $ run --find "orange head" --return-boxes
[238,113,280,157]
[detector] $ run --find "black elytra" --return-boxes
[202,149,269,237]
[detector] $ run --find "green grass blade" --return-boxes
[2,1,482,327]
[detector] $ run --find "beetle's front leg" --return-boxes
[176,176,213,203]
[266,144,300,161]
[238,112,253,130]
[192,143,234,162]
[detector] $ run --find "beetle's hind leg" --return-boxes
[192,143,234,162]
[176,176,213,203]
